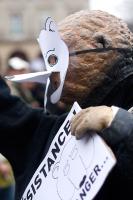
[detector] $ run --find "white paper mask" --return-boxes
[38,17,69,105]
[5,17,69,108]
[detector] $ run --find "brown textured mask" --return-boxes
[46,10,133,114]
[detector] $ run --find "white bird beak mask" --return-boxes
[5,17,69,108]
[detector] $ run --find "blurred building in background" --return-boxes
[0,0,88,73]
[1,0,133,74]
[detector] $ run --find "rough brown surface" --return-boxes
[48,10,133,112]
[59,10,133,50]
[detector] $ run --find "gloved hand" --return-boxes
[71,106,113,139]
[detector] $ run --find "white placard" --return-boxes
[21,102,116,200]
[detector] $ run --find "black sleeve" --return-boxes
[101,108,133,179]
[0,77,56,177]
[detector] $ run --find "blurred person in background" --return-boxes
[29,52,46,107]
[30,52,46,72]
[0,154,15,200]
[6,56,41,108]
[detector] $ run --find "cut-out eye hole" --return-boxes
[48,54,58,67]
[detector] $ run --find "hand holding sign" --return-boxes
[71,106,113,139]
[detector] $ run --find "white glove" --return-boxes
[71,106,114,139]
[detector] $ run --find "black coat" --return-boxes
[0,77,133,200]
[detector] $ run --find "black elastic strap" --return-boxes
[69,47,132,56]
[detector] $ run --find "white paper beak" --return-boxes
[5,71,52,84]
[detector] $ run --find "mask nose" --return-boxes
[50,72,61,91]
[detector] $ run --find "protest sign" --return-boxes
[21,102,116,200]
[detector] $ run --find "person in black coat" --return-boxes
[0,10,133,200]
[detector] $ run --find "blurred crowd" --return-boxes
[5,53,45,108]
[0,154,15,200]
[0,53,46,199]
